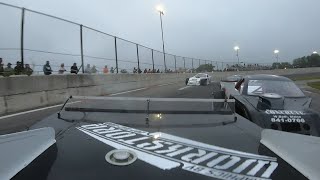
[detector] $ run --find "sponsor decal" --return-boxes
[248,86,263,94]
[265,110,306,123]
[77,122,278,180]
[265,110,305,115]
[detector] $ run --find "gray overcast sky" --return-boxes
[1,0,320,65]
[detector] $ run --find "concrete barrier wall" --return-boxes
[0,67,319,115]
[0,73,192,115]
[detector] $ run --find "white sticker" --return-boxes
[248,86,263,94]
[77,122,278,180]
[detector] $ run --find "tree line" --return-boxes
[271,53,320,69]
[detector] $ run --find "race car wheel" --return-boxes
[185,78,189,85]
[242,107,251,121]
[200,79,207,86]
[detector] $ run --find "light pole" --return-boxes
[274,49,279,69]
[156,5,167,72]
[274,49,279,62]
[234,46,240,66]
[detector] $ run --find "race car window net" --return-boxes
[57,96,237,127]
[247,80,305,97]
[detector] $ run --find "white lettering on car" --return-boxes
[265,109,305,115]
[266,110,306,123]
[77,122,278,180]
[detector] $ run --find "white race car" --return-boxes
[186,73,211,86]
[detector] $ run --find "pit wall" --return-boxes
[0,73,191,115]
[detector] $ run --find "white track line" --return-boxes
[109,87,148,96]
[157,83,175,87]
[0,101,81,120]
[109,82,175,96]
[178,86,191,91]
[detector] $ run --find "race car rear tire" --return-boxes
[200,79,207,86]
[185,78,189,85]
[212,90,225,99]
[241,107,251,121]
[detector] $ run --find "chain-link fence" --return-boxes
[0,2,274,76]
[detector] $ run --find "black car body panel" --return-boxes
[11,111,308,180]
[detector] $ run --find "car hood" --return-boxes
[7,110,310,180]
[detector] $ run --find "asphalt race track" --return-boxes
[1,77,320,135]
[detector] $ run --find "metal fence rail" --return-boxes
[0,2,273,75]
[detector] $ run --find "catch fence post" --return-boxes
[114,37,119,73]
[80,25,84,73]
[20,8,25,66]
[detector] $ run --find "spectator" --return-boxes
[133,67,137,73]
[138,68,142,74]
[43,61,52,75]
[110,67,115,73]
[91,65,98,74]
[85,64,91,74]
[24,64,33,76]
[58,63,66,74]
[143,68,147,73]
[3,63,14,77]
[0,58,3,76]
[156,69,160,73]
[103,65,109,74]
[14,61,24,75]
[120,69,128,73]
[71,63,79,74]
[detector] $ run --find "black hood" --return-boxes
[9,110,309,180]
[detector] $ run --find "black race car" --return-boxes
[223,74,320,136]
[1,96,319,180]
